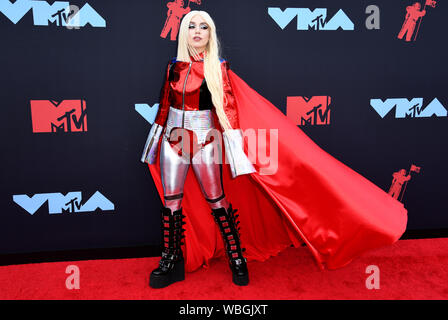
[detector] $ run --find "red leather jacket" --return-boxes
[154,50,239,130]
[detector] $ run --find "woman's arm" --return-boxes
[221,61,240,129]
[141,60,173,164]
[220,61,256,178]
[154,60,173,126]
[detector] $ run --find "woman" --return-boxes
[142,10,408,289]
[143,10,252,288]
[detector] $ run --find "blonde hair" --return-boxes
[176,10,232,130]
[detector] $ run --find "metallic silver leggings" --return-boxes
[160,132,229,212]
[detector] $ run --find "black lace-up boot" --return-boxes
[211,203,249,286]
[149,207,186,288]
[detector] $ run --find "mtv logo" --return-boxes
[0,0,106,27]
[268,8,354,31]
[286,96,332,126]
[370,98,447,119]
[13,191,114,215]
[30,99,87,133]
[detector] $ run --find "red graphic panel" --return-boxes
[30,100,87,133]
[160,0,196,41]
[387,164,421,203]
[286,96,331,126]
[397,1,436,42]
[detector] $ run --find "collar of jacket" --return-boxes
[169,53,226,66]
[189,50,206,62]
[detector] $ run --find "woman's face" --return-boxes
[187,14,210,55]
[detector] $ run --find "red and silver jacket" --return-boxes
[141,51,255,178]
[154,50,239,129]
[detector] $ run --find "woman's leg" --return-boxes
[191,141,229,210]
[149,134,190,289]
[160,134,190,211]
[191,141,249,286]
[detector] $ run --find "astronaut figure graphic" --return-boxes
[160,0,192,41]
[388,169,412,200]
[398,2,426,42]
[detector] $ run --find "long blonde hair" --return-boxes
[176,10,232,131]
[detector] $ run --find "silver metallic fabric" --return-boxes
[165,107,214,144]
[160,132,228,211]
[222,129,256,179]
[160,134,190,211]
[191,139,228,209]
[141,123,164,164]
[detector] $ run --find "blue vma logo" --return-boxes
[135,103,159,125]
[0,0,106,28]
[370,98,447,119]
[13,191,115,215]
[268,7,354,30]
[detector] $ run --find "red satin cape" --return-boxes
[148,69,408,272]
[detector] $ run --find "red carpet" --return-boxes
[0,238,447,300]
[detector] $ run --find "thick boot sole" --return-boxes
[149,260,185,289]
[232,273,249,286]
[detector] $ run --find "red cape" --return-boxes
[148,69,408,272]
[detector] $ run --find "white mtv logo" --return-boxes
[370,98,447,118]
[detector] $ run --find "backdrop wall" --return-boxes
[0,0,446,259]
